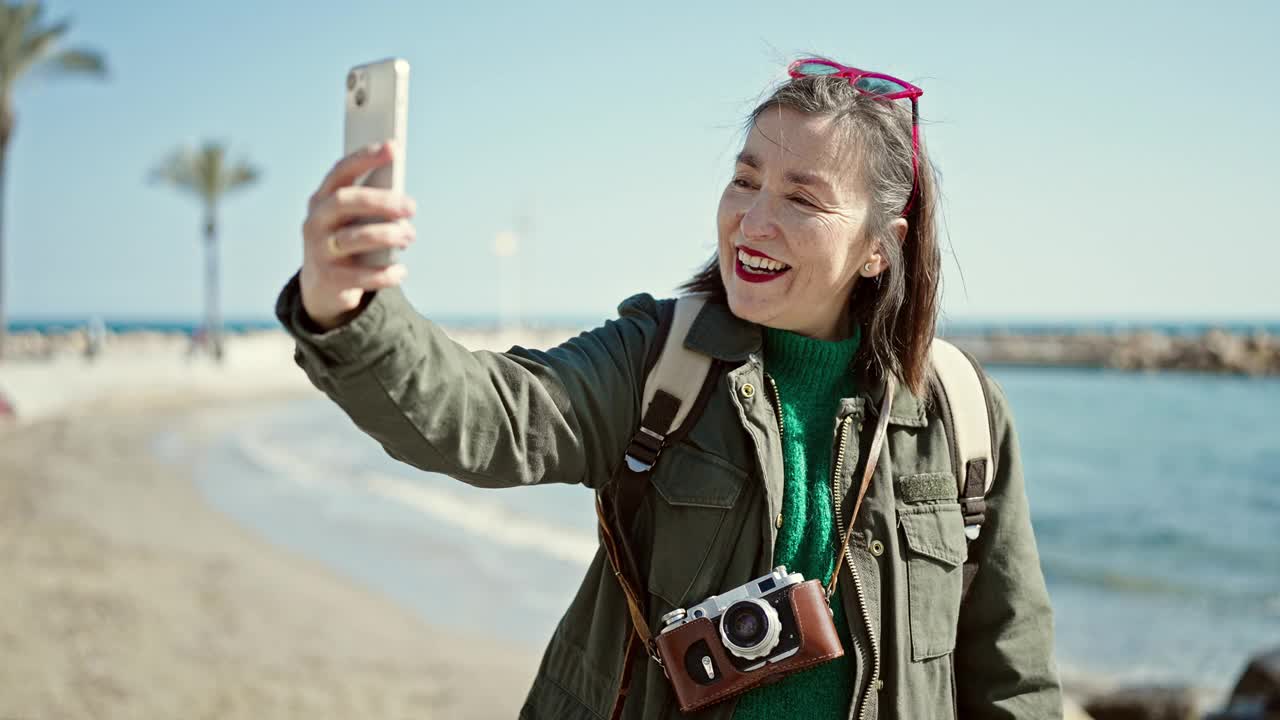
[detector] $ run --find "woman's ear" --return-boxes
[862,245,886,277]
[862,219,907,277]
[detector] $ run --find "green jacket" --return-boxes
[275,274,1063,719]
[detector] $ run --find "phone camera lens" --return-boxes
[346,71,357,90]
[355,88,367,106]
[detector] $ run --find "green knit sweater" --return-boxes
[733,326,861,719]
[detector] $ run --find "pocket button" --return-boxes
[870,539,885,557]
[741,383,756,399]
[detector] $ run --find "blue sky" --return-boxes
[9,0,1279,323]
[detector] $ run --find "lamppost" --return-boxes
[494,229,520,334]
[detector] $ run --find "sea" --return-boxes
[126,315,1280,692]
[12,315,1280,338]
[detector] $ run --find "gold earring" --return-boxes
[863,262,874,275]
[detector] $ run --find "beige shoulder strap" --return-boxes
[641,295,711,431]
[624,296,713,472]
[645,292,716,425]
[930,338,995,541]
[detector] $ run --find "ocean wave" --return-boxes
[360,471,599,566]
[232,431,339,490]
[1045,562,1198,597]
[1043,557,1280,618]
[230,429,599,567]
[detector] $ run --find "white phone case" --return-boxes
[344,58,409,267]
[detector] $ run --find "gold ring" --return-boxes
[326,233,341,256]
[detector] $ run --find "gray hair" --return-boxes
[683,67,942,395]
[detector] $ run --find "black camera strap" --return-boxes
[596,297,724,720]
[597,376,722,720]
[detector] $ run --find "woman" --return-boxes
[276,58,1062,719]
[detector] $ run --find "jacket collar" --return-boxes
[684,298,760,362]
[683,297,928,428]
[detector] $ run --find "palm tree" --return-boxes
[0,2,106,360]
[150,143,259,363]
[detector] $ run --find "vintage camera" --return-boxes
[653,566,845,713]
[660,566,806,669]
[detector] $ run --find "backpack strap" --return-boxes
[609,295,719,628]
[622,295,715,472]
[599,295,721,720]
[929,338,998,601]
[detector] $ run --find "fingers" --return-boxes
[298,143,415,325]
[327,262,408,290]
[312,140,398,202]
[325,219,415,259]
[306,186,416,238]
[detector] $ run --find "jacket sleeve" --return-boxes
[273,271,660,489]
[954,378,1064,718]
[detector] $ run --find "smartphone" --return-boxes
[344,58,410,267]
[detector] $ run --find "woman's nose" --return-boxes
[740,197,778,242]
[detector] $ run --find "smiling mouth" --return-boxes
[735,248,791,280]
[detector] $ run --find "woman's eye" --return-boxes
[731,178,756,190]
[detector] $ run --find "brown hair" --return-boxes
[679,69,941,397]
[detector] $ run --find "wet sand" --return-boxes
[0,385,537,719]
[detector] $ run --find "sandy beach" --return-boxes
[0,333,538,719]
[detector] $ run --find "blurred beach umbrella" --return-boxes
[0,1,106,360]
[149,142,259,364]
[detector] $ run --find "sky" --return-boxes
[8,0,1279,324]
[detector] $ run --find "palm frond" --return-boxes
[15,2,42,28]
[226,163,260,191]
[44,47,104,76]
[149,146,202,197]
[2,3,43,42]
[0,3,105,90]
[0,4,40,85]
[16,18,67,72]
[151,142,261,206]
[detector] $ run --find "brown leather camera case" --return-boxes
[654,579,844,713]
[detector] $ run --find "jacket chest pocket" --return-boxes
[898,501,967,661]
[645,444,748,608]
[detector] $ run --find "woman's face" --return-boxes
[716,106,903,340]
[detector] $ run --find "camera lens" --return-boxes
[355,88,367,106]
[725,604,766,645]
[719,599,781,660]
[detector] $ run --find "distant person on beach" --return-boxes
[186,327,207,362]
[84,315,106,362]
[277,58,1062,718]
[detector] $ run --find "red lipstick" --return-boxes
[733,245,790,284]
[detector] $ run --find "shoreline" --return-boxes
[949,329,1280,376]
[4,322,1277,378]
[0,390,536,718]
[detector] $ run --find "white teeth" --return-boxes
[737,248,789,272]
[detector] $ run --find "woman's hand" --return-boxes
[299,141,417,331]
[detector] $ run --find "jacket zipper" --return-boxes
[765,374,785,449]
[831,415,880,720]
[765,375,879,719]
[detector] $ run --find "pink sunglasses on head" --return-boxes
[788,58,923,216]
